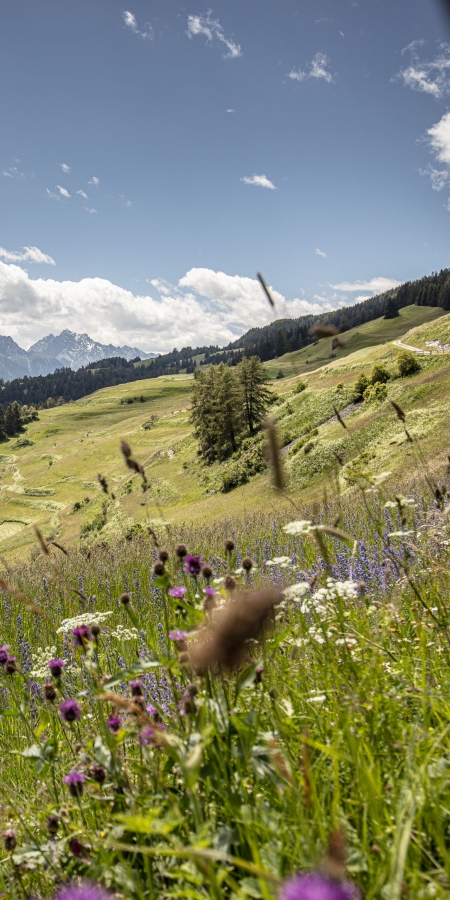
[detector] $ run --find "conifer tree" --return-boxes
[5,401,22,436]
[237,356,271,434]
[0,405,5,440]
[384,296,398,319]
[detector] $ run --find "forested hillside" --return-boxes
[1,267,449,408]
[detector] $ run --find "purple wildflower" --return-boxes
[59,699,82,723]
[169,587,188,599]
[48,658,65,678]
[146,703,160,720]
[280,874,359,900]
[73,625,91,646]
[169,629,188,641]
[130,679,143,697]
[204,586,216,597]
[4,655,17,674]
[0,645,10,664]
[106,715,121,734]
[63,771,86,797]
[140,726,155,746]
[184,555,203,576]
[54,885,110,900]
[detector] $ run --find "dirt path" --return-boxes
[392,339,432,355]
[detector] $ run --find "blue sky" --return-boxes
[0,0,449,352]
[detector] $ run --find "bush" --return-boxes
[303,441,315,454]
[397,350,421,377]
[353,373,369,400]
[294,381,306,394]
[370,363,390,385]
[335,382,344,391]
[276,369,284,379]
[363,382,388,404]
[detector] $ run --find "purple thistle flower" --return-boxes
[106,715,121,734]
[4,655,17,674]
[63,771,86,797]
[169,629,188,641]
[48,658,65,678]
[146,703,160,719]
[169,587,188,598]
[0,645,10,664]
[140,726,155,746]
[73,625,91,646]
[55,882,108,900]
[280,874,359,900]
[130,679,143,696]
[184,555,203,576]
[59,699,82,723]
[204,586,216,597]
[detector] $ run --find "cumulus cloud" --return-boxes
[331,277,401,293]
[59,163,71,173]
[187,13,242,59]
[0,246,55,265]
[241,174,277,189]
[427,111,450,166]
[56,185,71,198]
[0,264,344,353]
[315,248,327,258]
[123,10,152,39]
[419,164,449,191]
[288,52,334,84]
[88,176,100,186]
[84,207,97,214]
[396,42,450,99]
[76,189,88,199]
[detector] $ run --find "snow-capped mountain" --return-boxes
[29,330,156,370]
[0,329,157,381]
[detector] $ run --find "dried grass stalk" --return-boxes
[309,324,339,338]
[264,418,285,492]
[189,587,283,674]
[257,272,275,309]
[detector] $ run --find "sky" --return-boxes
[1,0,450,353]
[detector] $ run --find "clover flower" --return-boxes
[280,873,359,900]
[106,715,121,734]
[169,587,188,599]
[0,645,10,664]
[48,658,65,678]
[73,625,90,646]
[184,555,203,576]
[63,771,86,797]
[59,699,82,723]
[54,882,110,900]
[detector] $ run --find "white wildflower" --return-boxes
[30,645,57,679]
[283,582,310,601]
[57,611,114,634]
[307,693,326,704]
[265,556,292,567]
[283,520,314,536]
[388,531,414,538]
[110,625,139,641]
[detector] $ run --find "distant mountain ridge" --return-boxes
[0,329,157,380]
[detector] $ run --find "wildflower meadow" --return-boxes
[1,423,450,900]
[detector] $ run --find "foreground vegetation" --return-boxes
[1,444,450,898]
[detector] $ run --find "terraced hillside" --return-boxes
[1,304,449,560]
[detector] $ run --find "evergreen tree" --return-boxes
[237,356,271,434]
[191,364,242,462]
[0,405,5,440]
[5,401,21,435]
[384,296,398,319]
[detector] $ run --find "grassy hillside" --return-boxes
[264,304,444,378]
[1,304,450,561]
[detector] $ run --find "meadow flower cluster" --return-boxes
[0,472,450,898]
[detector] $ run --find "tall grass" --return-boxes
[0,446,450,898]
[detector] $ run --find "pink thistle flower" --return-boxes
[169,587,187,599]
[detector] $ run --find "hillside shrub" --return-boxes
[363,382,388,404]
[370,363,390,385]
[294,381,306,393]
[353,372,369,400]
[397,349,421,377]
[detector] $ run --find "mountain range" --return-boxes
[0,329,157,381]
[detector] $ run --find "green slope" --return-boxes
[1,304,450,561]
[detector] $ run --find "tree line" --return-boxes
[1,267,449,409]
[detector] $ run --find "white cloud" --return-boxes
[288,52,334,84]
[187,13,242,59]
[123,11,153,39]
[315,248,327,258]
[85,207,97,214]
[3,166,25,179]
[227,108,235,113]
[396,42,450,99]
[0,246,55,265]
[419,165,449,191]
[0,264,343,353]
[59,163,71,173]
[427,111,450,165]
[46,188,61,201]
[56,185,71,198]
[331,276,401,293]
[88,176,100,186]
[76,189,88,199]
[241,174,277,190]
